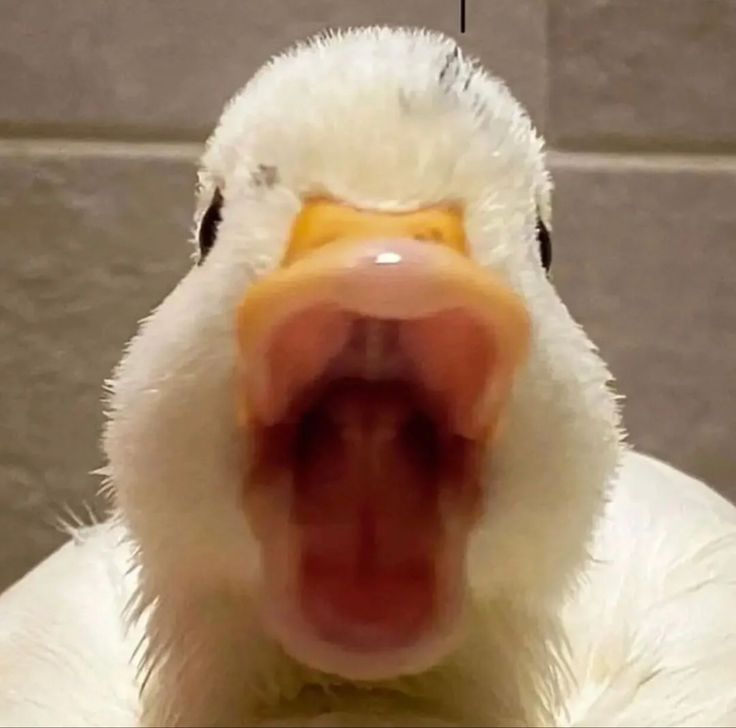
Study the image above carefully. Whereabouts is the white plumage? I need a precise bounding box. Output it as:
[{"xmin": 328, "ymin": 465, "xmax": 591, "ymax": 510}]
[{"xmin": 1, "ymin": 27, "xmax": 734, "ymax": 727}]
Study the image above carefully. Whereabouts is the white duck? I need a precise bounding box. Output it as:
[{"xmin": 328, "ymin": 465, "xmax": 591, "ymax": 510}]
[{"xmin": 1, "ymin": 27, "xmax": 735, "ymax": 728}]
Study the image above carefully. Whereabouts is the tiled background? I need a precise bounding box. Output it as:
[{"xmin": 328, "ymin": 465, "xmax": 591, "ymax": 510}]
[{"xmin": 1, "ymin": 0, "xmax": 734, "ymax": 591}]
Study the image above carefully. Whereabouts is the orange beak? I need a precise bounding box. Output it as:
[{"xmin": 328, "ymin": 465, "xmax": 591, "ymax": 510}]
[
  {"xmin": 236, "ymin": 198, "xmax": 530, "ymax": 438},
  {"xmin": 233, "ymin": 198, "xmax": 530, "ymax": 679}
]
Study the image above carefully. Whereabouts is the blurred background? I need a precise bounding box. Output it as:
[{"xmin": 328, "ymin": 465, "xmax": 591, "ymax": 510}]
[{"xmin": 0, "ymin": 0, "xmax": 734, "ymax": 591}]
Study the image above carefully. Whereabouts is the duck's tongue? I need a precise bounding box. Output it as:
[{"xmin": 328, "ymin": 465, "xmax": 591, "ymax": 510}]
[{"xmin": 293, "ymin": 379, "xmax": 443, "ymax": 651}]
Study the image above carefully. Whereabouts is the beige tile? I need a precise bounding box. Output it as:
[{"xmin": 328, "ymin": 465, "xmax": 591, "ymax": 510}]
[
  {"xmin": 549, "ymin": 152, "xmax": 736, "ymax": 499},
  {"xmin": 0, "ymin": 0, "xmax": 547, "ymax": 140},
  {"xmin": 548, "ymin": 0, "xmax": 736, "ymax": 151},
  {"xmin": 0, "ymin": 143, "xmax": 197, "ymax": 588}
]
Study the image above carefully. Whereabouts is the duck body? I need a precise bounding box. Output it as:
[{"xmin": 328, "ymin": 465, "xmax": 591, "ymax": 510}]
[{"xmin": 1, "ymin": 450, "xmax": 734, "ymax": 727}]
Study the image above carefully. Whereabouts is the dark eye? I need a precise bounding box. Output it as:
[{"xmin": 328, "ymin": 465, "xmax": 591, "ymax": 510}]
[
  {"xmin": 536, "ymin": 217, "xmax": 552, "ymax": 272},
  {"xmin": 197, "ymin": 188, "xmax": 223, "ymax": 262}
]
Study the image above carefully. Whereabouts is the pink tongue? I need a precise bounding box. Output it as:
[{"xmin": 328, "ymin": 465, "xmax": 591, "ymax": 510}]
[{"xmin": 292, "ymin": 380, "xmax": 441, "ymax": 650}]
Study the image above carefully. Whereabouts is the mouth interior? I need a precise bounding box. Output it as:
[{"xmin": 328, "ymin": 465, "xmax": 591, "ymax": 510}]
[{"xmin": 248, "ymin": 308, "xmax": 490, "ymax": 652}]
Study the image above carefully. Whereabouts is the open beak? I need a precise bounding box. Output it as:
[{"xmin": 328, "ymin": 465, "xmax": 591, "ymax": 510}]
[{"xmin": 234, "ymin": 198, "xmax": 530, "ymax": 679}]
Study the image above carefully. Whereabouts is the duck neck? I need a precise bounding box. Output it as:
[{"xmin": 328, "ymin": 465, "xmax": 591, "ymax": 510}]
[{"xmin": 135, "ymin": 580, "xmax": 568, "ymax": 727}]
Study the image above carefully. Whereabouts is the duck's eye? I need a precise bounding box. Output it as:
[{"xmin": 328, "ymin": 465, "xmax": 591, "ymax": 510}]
[
  {"xmin": 536, "ymin": 217, "xmax": 552, "ymax": 273},
  {"xmin": 197, "ymin": 188, "xmax": 224, "ymax": 262}
]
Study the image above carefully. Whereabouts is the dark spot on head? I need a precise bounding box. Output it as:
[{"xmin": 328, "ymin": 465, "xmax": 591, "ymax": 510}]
[
  {"xmin": 438, "ymin": 45, "xmax": 478, "ymax": 106},
  {"xmin": 251, "ymin": 164, "xmax": 279, "ymax": 188},
  {"xmin": 438, "ymin": 45, "xmax": 461, "ymax": 86}
]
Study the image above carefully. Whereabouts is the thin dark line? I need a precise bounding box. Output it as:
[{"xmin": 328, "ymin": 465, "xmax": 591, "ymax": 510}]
[{"xmin": 460, "ymin": 0, "xmax": 466, "ymax": 33}]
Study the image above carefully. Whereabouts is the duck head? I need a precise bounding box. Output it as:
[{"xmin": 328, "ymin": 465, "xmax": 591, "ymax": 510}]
[{"xmin": 105, "ymin": 27, "xmax": 622, "ymax": 725}]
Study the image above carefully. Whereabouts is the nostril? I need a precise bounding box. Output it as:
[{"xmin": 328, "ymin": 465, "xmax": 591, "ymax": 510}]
[{"xmin": 412, "ymin": 228, "xmax": 443, "ymax": 243}]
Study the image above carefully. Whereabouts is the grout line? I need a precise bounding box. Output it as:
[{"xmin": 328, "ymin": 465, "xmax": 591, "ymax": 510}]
[
  {"xmin": 0, "ymin": 137, "xmax": 203, "ymax": 160},
  {"xmin": 1, "ymin": 138, "xmax": 736, "ymax": 174},
  {"xmin": 548, "ymin": 149, "xmax": 736, "ymax": 173},
  {"xmin": 0, "ymin": 121, "xmax": 209, "ymax": 145},
  {"xmin": 549, "ymin": 136, "xmax": 736, "ymax": 159}
]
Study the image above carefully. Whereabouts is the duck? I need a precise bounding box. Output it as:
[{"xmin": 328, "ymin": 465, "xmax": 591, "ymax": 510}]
[{"xmin": 1, "ymin": 26, "xmax": 735, "ymax": 728}]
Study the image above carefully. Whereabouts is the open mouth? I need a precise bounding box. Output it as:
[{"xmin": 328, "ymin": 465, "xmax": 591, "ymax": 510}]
[
  {"xmin": 251, "ymin": 310, "xmax": 487, "ymax": 650},
  {"xmin": 235, "ymin": 236, "xmax": 529, "ymax": 678}
]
